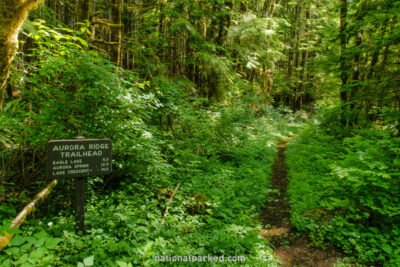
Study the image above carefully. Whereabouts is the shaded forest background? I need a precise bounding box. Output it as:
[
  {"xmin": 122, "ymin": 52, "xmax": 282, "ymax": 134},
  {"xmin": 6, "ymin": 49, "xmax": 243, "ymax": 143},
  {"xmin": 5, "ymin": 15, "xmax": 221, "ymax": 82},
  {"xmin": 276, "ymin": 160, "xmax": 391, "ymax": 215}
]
[{"xmin": 2, "ymin": 0, "xmax": 399, "ymax": 115}]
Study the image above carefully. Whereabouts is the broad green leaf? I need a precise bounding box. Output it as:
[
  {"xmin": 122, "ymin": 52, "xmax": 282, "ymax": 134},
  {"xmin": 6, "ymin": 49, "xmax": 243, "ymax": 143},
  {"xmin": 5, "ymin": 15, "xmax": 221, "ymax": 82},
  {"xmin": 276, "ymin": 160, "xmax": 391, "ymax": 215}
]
[{"xmin": 83, "ymin": 255, "xmax": 94, "ymax": 266}]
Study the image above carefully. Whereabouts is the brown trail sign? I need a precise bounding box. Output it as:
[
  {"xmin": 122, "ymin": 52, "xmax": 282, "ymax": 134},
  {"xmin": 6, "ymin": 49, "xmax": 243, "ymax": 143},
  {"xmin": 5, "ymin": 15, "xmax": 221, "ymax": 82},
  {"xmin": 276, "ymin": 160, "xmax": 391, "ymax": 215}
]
[
  {"xmin": 47, "ymin": 138, "xmax": 112, "ymax": 179},
  {"xmin": 47, "ymin": 137, "xmax": 112, "ymax": 234}
]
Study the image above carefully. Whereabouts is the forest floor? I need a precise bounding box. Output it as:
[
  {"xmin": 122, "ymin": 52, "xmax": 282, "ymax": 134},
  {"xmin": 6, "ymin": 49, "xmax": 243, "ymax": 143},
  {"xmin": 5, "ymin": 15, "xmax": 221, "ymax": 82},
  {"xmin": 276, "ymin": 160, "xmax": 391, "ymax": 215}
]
[{"xmin": 259, "ymin": 137, "xmax": 343, "ymax": 266}]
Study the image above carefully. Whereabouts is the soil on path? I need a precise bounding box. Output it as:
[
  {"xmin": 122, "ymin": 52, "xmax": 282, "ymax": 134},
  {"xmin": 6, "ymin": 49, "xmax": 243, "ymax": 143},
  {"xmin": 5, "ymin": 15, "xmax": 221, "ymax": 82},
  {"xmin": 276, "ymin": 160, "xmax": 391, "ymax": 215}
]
[{"xmin": 259, "ymin": 137, "xmax": 343, "ymax": 267}]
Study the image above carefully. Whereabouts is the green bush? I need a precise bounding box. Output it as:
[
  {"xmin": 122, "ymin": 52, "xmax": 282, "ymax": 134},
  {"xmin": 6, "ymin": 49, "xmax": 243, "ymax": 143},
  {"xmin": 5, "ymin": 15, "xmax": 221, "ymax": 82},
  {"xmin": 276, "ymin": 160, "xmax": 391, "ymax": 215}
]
[
  {"xmin": 0, "ymin": 22, "xmax": 170, "ymax": 189},
  {"xmin": 0, "ymin": 21, "xmax": 303, "ymax": 267},
  {"xmin": 286, "ymin": 120, "xmax": 400, "ymax": 265},
  {"xmin": 1, "ymin": 96, "xmax": 299, "ymax": 265}
]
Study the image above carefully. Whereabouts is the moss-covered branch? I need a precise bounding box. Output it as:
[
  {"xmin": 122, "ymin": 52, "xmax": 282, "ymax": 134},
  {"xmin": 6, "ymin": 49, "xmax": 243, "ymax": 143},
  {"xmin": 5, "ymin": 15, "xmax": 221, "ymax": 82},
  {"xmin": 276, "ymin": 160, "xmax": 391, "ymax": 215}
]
[{"xmin": 0, "ymin": 180, "xmax": 57, "ymax": 251}]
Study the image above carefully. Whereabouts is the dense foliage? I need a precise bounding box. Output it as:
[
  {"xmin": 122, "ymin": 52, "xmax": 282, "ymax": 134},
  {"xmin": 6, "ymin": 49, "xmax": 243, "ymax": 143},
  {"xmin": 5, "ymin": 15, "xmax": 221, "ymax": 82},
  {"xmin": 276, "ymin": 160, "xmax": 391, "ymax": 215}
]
[
  {"xmin": 1, "ymin": 106, "xmax": 302, "ymax": 266},
  {"xmin": 0, "ymin": 0, "xmax": 399, "ymax": 266},
  {"xmin": 1, "ymin": 104, "xmax": 299, "ymax": 266},
  {"xmin": 287, "ymin": 116, "xmax": 400, "ymax": 265},
  {"xmin": 0, "ymin": 22, "xmax": 302, "ymax": 266}
]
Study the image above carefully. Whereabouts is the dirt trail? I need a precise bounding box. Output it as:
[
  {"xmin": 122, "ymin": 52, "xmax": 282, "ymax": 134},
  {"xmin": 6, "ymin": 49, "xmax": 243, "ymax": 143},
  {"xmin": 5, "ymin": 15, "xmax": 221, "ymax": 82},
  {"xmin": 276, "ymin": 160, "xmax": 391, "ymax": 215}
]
[{"xmin": 259, "ymin": 137, "xmax": 343, "ymax": 267}]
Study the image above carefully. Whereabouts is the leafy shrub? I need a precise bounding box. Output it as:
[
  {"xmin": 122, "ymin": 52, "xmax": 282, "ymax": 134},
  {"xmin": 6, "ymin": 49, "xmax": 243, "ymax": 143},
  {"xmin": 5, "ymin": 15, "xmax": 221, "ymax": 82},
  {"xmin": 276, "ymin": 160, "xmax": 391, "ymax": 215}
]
[
  {"xmin": 0, "ymin": 20, "xmax": 303, "ymax": 267},
  {"xmin": 0, "ymin": 22, "xmax": 170, "ymax": 189},
  {"xmin": 286, "ymin": 121, "xmax": 400, "ymax": 265},
  {"xmin": 1, "ymin": 96, "xmax": 299, "ymax": 265}
]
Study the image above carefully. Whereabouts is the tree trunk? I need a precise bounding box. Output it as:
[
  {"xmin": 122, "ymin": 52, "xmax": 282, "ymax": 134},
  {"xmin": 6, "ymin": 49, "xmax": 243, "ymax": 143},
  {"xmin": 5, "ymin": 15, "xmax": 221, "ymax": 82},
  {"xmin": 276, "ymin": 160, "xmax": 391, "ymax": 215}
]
[
  {"xmin": 79, "ymin": 0, "xmax": 91, "ymax": 22},
  {"xmin": 0, "ymin": 0, "xmax": 43, "ymax": 111},
  {"xmin": 339, "ymin": 0, "xmax": 348, "ymax": 124},
  {"xmin": 240, "ymin": 1, "xmax": 247, "ymax": 13},
  {"xmin": 351, "ymin": 31, "xmax": 362, "ymax": 101},
  {"xmin": 111, "ymin": 0, "xmax": 122, "ymax": 66},
  {"xmin": 270, "ymin": 0, "xmax": 279, "ymax": 17},
  {"xmin": 157, "ymin": 1, "xmax": 165, "ymax": 60},
  {"xmin": 297, "ymin": 8, "xmax": 311, "ymax": 111},
  {"xmin": 216, "ymin": 0, "xmax": 232, "ymax": 47},
  {"xmin": 349, "ymin": 0, "xmax": 366, "ymax": 124}
]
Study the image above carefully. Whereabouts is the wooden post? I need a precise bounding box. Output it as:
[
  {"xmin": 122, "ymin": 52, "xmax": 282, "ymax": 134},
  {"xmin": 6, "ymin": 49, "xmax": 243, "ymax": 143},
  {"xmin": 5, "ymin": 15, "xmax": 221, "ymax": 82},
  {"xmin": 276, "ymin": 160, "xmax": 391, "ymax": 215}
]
[
  {"xmin": 75, "ymin": 177, "xmax": 86, "ymax": 234},
  {"xmin": 75, "ymin": 136, "xmax": 86, "ymax": 234}
]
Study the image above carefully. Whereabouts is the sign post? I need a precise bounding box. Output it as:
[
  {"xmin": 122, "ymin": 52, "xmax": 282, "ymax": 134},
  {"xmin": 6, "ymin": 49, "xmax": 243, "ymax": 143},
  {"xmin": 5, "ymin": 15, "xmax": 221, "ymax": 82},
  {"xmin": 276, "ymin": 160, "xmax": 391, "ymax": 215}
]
[
  {"xmin": 75, "ymin": 176, "xmax": 86, "ymax": 233},
  {"xmin": 47, "ymin": 137, "xmax": 112, "ymax": 234}
]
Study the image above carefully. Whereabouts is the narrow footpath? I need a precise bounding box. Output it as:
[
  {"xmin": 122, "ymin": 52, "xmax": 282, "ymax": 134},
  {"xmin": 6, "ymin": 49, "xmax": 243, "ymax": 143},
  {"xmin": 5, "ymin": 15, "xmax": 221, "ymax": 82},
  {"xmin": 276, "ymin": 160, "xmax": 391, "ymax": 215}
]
[{"xmin": 259, "ymin": 138, "xmax": 342, "ymax": 267}]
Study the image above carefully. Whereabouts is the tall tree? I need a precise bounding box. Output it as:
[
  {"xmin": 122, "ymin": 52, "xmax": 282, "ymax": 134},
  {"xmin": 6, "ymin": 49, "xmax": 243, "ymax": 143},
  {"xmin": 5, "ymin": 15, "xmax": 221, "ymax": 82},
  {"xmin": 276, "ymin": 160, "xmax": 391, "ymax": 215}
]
[
  {"xmin": 0, "ymin": 0, "xmax": 42, "ymax": 111},
  {"xmin": 111, "ymin": 0, "xmax": 123, "ymax": 66},
  {"xmin": 339, "ymin": 0, "xmax": 349, "ymax": 124},
  {"xmin": 79, "ymin": 0, "xmax": 91, "ymax": 22}
]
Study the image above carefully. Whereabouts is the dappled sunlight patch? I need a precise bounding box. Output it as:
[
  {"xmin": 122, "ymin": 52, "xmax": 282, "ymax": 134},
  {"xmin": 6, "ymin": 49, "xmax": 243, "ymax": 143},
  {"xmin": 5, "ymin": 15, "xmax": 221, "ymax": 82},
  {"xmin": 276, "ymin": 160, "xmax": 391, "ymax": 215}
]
[{"xmin": 259, "ymin": 227, "xmax": 290, "ymax": 238}]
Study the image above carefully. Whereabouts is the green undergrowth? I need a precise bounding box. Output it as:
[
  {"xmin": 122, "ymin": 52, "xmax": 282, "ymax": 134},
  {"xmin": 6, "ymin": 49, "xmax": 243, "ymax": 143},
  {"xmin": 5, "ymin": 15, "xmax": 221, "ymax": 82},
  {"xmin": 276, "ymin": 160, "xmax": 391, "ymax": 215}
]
[
  {"xmin": 1, "ymin": 103, "xmax": 300, "ymax": 266},
  {"xmin": 0, "ymin": 22, "xmax": 308, "ymax": 266},
  {"xmin": 286, "ymin": 118, "xmax": 400, "ymax": 265}
]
